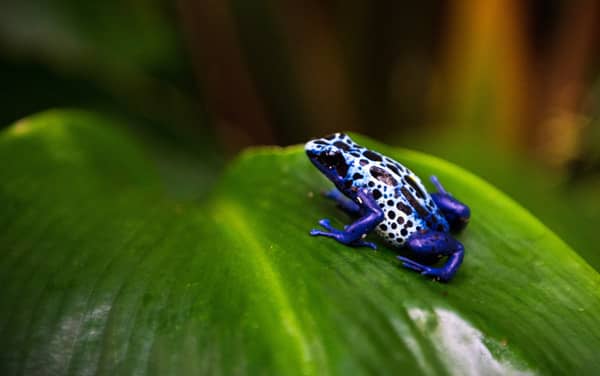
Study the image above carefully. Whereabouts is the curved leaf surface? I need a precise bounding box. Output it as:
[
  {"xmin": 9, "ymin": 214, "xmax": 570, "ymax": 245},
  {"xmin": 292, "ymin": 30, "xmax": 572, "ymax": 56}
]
[{"xmin": 1, "ymin": 111, "xmax": 599, "ymax": 375}]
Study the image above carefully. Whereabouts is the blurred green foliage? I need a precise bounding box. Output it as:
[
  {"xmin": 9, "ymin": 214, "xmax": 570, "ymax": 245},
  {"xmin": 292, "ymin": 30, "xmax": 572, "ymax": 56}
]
[{"xmin": 0, "ymin": 0, "xmax": 204, "ymax": 141}]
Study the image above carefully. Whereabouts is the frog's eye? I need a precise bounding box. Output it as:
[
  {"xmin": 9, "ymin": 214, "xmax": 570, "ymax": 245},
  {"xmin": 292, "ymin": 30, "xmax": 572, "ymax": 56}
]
[{"xmin": 316, "ymin": 151, "xmax": 349, "ymax": 177}]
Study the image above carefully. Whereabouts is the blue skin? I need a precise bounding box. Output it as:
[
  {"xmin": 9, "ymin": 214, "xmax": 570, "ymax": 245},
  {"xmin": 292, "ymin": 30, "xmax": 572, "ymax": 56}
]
[{"xmin": 306, "ymin": 133, "xmax": 471, "ymax": 282}]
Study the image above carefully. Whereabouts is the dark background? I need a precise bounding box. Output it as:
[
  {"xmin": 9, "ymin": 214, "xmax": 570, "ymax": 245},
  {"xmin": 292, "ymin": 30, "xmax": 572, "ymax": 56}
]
[{"xmin": 1, "ymin": 0, "xmax": 599, "ymax": 261}]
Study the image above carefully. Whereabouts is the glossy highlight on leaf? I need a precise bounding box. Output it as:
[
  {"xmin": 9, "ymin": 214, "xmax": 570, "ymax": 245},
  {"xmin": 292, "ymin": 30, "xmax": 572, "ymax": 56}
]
[{"xmin": 1, "ymin": 110, "xmax": 600, "ymax": 375}]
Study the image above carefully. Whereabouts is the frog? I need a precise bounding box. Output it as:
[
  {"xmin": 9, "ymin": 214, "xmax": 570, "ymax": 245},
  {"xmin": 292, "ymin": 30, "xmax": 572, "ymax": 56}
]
[{"xmin": 305, "ymin": 133, "xmax": 471, "ymax": 282}]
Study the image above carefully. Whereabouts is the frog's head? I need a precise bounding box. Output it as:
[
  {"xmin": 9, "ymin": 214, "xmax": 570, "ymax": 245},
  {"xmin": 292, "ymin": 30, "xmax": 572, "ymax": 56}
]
[{"xmin": 305, "ymin": 133, "xmax": 354, "ymax": 184}]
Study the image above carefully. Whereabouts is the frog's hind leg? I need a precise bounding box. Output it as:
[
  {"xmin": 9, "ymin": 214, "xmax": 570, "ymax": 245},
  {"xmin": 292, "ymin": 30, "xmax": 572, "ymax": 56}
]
[
  {"xmin": 397, "ymin": 230, "xmax": 464, "ymax": 282},
  {"xmin": 324, "ymin": 189, "xmax": 361, "ymax": 215},
  {"xmin": 311, "ymin": 189, "xmax": 383, "ymax": 249},
  {"xmin": 430, "ymin": 175, "xmax": 471, "ymax": 232}
]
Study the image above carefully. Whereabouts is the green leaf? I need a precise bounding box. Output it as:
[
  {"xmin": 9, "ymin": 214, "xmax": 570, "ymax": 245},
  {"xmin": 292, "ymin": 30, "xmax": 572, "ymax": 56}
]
[{"xmin": 1, "ymin": 110, "xmax": 600, "ymax": 375}]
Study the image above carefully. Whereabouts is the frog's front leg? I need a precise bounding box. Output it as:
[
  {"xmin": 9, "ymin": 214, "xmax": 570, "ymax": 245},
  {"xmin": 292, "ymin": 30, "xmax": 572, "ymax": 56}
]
[
  {"xmin": 430, "ymin": 176, "xmax": 471, "ymax": 232},
  {"xmin": 324, "ymin": 189, "xmax": 361, "ymax": 215},
  {"xmin": 310, "ymin": 189, "xmax": 383, "ymax": 249},
  {"xmin": 397, "ymin": 231, "xmax": 464, "ymax": 282}
]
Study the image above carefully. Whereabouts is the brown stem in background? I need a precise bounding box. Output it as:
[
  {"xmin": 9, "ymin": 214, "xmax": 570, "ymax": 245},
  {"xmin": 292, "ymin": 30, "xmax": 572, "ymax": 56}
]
[
  {"xmin": 176, "ymin": 0, "xmax": 275, "ymax": 153},
  {"xmin": 272, "ymin": 0, "xmax": 359, "ymax": 137},
  {"xmin": 532, "ymin": 0, "xmax": 599, "ymax": 167},
  {"xmin": 440, "ymin": 0, "xmax": 532, "ymax": 149}
]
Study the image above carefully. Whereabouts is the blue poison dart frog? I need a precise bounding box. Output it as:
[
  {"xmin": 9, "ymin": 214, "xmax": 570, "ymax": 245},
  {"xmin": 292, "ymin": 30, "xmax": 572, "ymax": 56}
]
[{"xmin": 306, "ymin": 133, "xmax": 470, "ymax": 282}]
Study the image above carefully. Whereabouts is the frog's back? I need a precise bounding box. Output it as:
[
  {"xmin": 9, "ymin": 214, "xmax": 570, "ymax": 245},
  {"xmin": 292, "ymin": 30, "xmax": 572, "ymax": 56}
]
[{"xmin": 341, "ymin": 139, "xmax": 449, "ymax": 246}]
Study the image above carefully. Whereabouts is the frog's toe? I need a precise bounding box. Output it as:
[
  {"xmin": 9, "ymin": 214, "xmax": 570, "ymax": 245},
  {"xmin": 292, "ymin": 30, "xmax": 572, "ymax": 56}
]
[
  {"xmin": 397, "ymin": 256, "xmax": 431, "ymax": 273},
  {"xmin": 405, "ymin": 263, "xmax": 455, "ymax": 282},
  {"xmin": 318, "ymin": 218, "xmax": 331, "ymax": 226},
  {"xmin": 310, "ymin": 229, "xmax": 329, "ymax": 236},
  {"xmin": 430, "ymin": 175, "xmax": 447, "ymax": 194},
  {"xmin": 420, "ymin": 269, "xmax": 453, "ymax": 283},
  {"xmin": 310, "ymin": 227, "xmax": 342, "ymax": 239},
  {"xmin": 318, "ymin": 218, "xmax": 337, "ymax": 231},
  {"xmin": 362, "ymin": 241, "xmax": 377, "ymax": 250},
  {"xmin": 352, "ymin": 240, "xmax": 377, "ymax": 249}
]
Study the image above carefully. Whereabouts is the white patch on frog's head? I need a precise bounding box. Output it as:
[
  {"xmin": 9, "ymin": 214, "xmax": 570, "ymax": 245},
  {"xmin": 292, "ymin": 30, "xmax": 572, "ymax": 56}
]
[
  {"xmin": 408, "ymin": 308, "xmax": 534, "ymax": 376},
  {"xmin": 304, "ymin": 133, "xmax": 354, "ymax": 154}
]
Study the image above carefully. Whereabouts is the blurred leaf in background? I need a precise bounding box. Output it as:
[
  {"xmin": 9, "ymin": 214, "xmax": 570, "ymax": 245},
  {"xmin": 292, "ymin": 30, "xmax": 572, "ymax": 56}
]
[
  {"xmin": 0, "ymin": 0, "xmax": 204, "ymax": 138},
  {"xmin": 0, "ymin": 0, "xmax": 224, "ymax": 197}
]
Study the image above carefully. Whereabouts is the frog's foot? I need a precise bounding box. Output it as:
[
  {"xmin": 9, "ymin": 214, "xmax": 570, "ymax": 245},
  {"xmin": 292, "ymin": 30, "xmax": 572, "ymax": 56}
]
[
  {"xmin": 315, "ymin": 218, "xmax": 336, "ymax": 231},
  {"xmin": 323, "ymin": 189, "xmax": 361, "ymax": 215},
  {"xmin": 398, "ymin": 257, "xmax": 454, "ymax": 282},
  {"xmin": 397, "ymin": 230, "xmax": 465, "ymax": 282},
  {"xmin": 309, "ymin": 189, "xmax": 383, "ymax": 250},
  {"xmin": 310, "ymin": 219, "xmax": 377, "ymax": 249}
]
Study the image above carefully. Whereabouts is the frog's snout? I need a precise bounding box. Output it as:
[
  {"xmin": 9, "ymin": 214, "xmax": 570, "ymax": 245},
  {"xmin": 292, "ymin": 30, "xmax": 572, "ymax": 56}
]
[
  {"xmin": 305, "ymin": 139, "xmax": 316, "ymax": 152},
  {"xmin": 305, "ymin": 148, "xmax": 318, "ymax": 161},
  {"xmin": 305, "ymin": 139, "xmax": 328, "ymax": 158}
]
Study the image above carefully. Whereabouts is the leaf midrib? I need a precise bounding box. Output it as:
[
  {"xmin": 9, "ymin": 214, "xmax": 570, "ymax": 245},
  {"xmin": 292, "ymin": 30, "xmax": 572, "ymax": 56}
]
[{"xmin": 213, "ymin": 198, "xmax": 326, "ymax": 375}]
